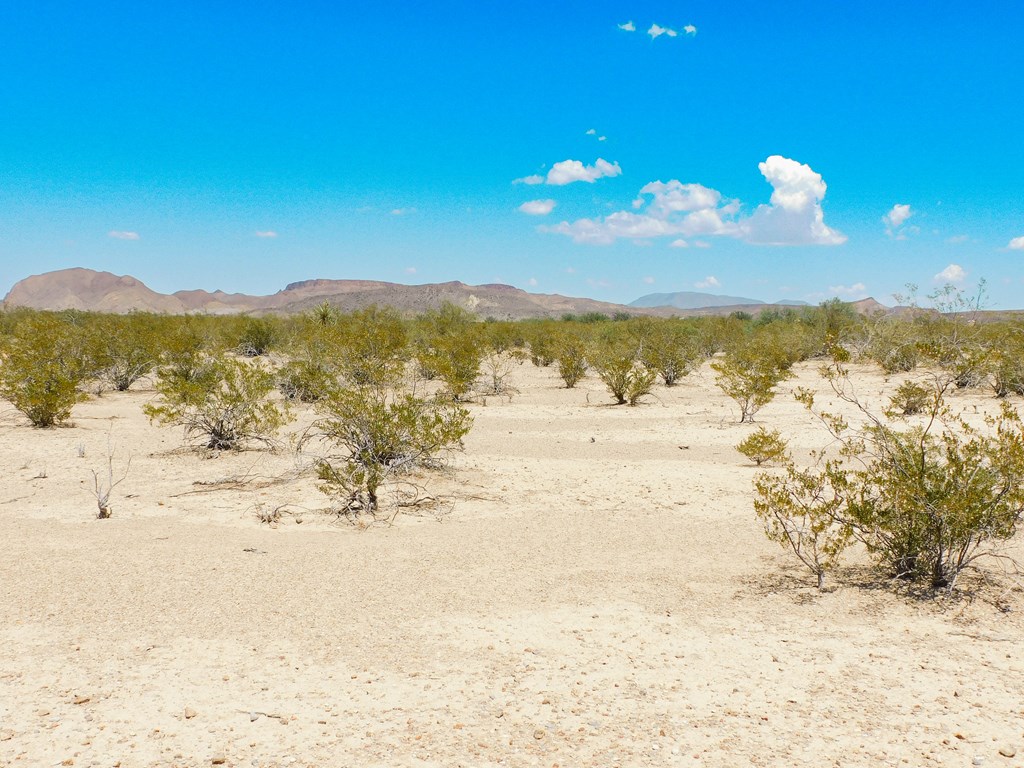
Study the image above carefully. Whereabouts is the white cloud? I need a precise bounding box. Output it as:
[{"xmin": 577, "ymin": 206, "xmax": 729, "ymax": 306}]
[
  {"xmin": 404, "ymin": 266, "xmax": 417, "ymax": 274},
  {"xmin": 542, "ymin": 156, "xmax": 842, "ymax": 248},
  {"xmin": 670, "ymin": 239, "xmax": 689, "ymax": 248},
  {"xmin": 618, "ymin": 21, "xmax": 636, "ymax": 31},
  {"xmin": 1008, "ymin": 236, "xmax": 1024, "ymax": 250},
  {"xmin": 598, "ymin": 135, "xmax": 606, "ymax": 141},
  {"xmin": 883, "ymin": 203, "xmax": 913, "ymax": 238},
  {"xmin": 585, "ymin": 128, "xmax": 596, "ymax": 135},
  {"xmin": 546, "ymin": 158, "xmax": 622, "ymax": 185},
  {"xmin": 108, "ymin": 230, "xmax": 139, "ymax": 240},
  {"xmin": 513, "ymin": 174, "xmax": 545, "ymax": 185},
  {"xmin": 740, "ymin": 156, "xmax": 846, "ymax": 245},
  {"xmin": 518, "ymin": 199, "xmax": 556, "ymax": 216},
  {"xmin": 255, "ymin": 230, "xmax": 277, "ymax": 238},
  {"xmin": 648, "ymin": 23, "xmax": 674, "ymax": 39},
  {"xmin": 390, "ymin": 207, "xmax": 416, "ymax": 216},
  {"xmin": 643, "ymin": 276, "xmax": 655, "ymax": 284},
  {"xmin": 684, "ymin": 25, "xmax": 697, "ymax": 35},
  {"xmin": 527, "ymin": 277, "xmax": 538, "ymax": 287},
  {"xmin": 946, "ymin": 234, "xmax": 969, "ymax": 244},
  {"xmin": 693, "ymin": 240, "xmax": 711, "ymax": 248},
  {"xmin": 828, "ymin": 282, "xmax": 867, "ymax": 296},
  {"xmin": 695, "ymin": 276, "xmax": 720, "ymax": 289},
  {"xmin": 934, "ymin": 264, "xmax": 966, "ymax": 284}
]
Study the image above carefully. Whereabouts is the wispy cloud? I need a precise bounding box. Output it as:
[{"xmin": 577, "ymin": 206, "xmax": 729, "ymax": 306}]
[
  {"xmin": 527, "ymin": 277, "xmax": 538, "ymax": 287},
  {"xmin": 695, "ymin": 276, "xmax": 720, "ymax": 289},
  {"xmin": 648, "ymin": 24, "xmax": 677, "ymax": 39},
  {"xmin": 585, "ymin": 128, "xmax": 607, "ymax": 141},
  {"xmin": 828, "ymin": 282, "xmax": 867, "ymax": 296},
  {"xmin": 255, "ymin": 230, "xmax": 278, "ymax": 238},
  {"xmin": 618, "ymin": 21, "xmax": 636, "ymax": 32},
  {"xmin": 883, "ymin": 203, "xmax": 914, "ymax": 238},
  {"xmin": 404, "ymin": 266, "xmax": 417, "ymax": 274},
  {"xmin": 946, "ymin": 234, "xmax": 969, "ymax": 244},
  {"xmin": 934, "ymin": 264, "xmax": 966, "ymax": 284},
  {"xmin": 518, "ymin": 199, "xmax": 556, "ymax": 216},
  {"xmin": 513, "ymin": 174, "xmax": 545, "ymax": 185},
  {"xmin": 542, "ymin": 156, "xmax": 844, "ymax": 247},
  {"xmin": 1007, "ymin": 236, "xmax": 1024, "ymax": 250},
  {"xmin": 391, "ymin": 207, "xmax": 416, "ymax": 216},
  {"xmin": 108, "ymin": 230, "xmax": 139, "ymax": 240},
  {"xmin": 643, "ymin": 276, "xmax": 655, "ymax": 284}
]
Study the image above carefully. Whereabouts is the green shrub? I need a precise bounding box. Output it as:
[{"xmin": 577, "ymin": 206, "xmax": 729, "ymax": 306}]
[
  {"xmin": 145, "ymin": 357, "xmax": 290, "ymax": 450},
  {"xmin": 639, "ymin": 322, "xmax": 703, "ymax": 386},
  {"xmin": 737, "ymin": 427, "xmax": 789, "ymax": 466},
  {"xmin": 887, "ymin": 381, "xmax": 933, "ymax": 416},
  {"xmin": 555, "ymin": 334, "xmax": 589, "ymax": 388},
  {"xmin": 237, "ymin": 317, "xmax": 278, "ymax": 357},
  {"xmin": 86, "ymin": 313, "xmax": 161, "ymax": 392},
  {"xmin": 711, "ymin": 342, "xmax": 792, "ymax": 423},
  {"xmin": 310, "ymin": 388, "xmax": 472, "ymax": 515},
  {"xmin": 0, "ymin": 314, "xmax": 89, "ymax": 427},
  {"xmin": 591, "ymin": 344, "xmax": 655, "ymax": 406}
]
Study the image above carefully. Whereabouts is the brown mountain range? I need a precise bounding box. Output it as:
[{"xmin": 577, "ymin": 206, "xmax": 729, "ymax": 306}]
[{"xmin": 2, "ymin": 267, "xmax": 888, "ymax": 319}]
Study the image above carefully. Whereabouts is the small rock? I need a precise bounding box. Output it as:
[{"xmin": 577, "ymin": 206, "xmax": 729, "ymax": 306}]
[
  {"xmin": 533, "ymin": 729, "xmax": 545, "ymax": 740},
  {"xmin": 249, "ymin": 712, "xmax": 259, "ymax": 722},
  {"xmin": 0, "ymin": 729, "xmax": 13, "ymax": 741},
  {"xmin": 72, "ymin": 696, "xmax": 90, "ymax": 705},
  {"xmin": 184, "ymin": 707, "xmax": 198, "ymax": 720},
  {"xmin": 999, "ymin": 746, "xmax": 1017, "ymax": 758},
  {"xmin": 211, "ymin": 756, "xmax": 226, "ymax": 765}
]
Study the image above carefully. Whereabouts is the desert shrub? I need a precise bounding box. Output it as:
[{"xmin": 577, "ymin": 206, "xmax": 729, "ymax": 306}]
[
  {"xmin": 478, "ymin": 350, "xmax": 524, "ymax": 395},
  {"xmin": 237, "ymin": 317, "xmax": 278, "ymax": 357},
  {"xmin": 555, "ymin": 332, "xmax": 589, "ymax": 388},
  {"xmin": 85, "ymin": 313, "xmax": 162, "ymax": 392},
  {"xmin": 414, "ymin": 304, "xmax": 483, "ymax": 400},
  {"xmin": 639, "ymin": 321, "xmax": 703, "ymax": 386},
  {"xmin": 522, "ymin": 321, "xmax": 559, "ymax": 367},
  {"xmin": 145, "ymin": 356, "xmax": 291, "ymax": 450},
  {"xmin": 590, "ymin": 343, "xmax": 655, "ymax": 406},
  {"xmin": 277, "ymin": 359, "xmax": 336, "ymax": 402},
  {"xmin": 309, "ymin": 387, "xmax": 472, "ymax": 515},
  {"xmin": 888, "ymin": 381, "xmax": 933, "ymax": 416},
  {"xmin": 756, "ymin": 361, "xmax": 1024, "ymax": 592},
  {"xmin": 737, "ymin": 427, "xmax": 789, "ymax": 466},
  {"xmin": 711, "ymin": 341, "xmax": 793, "ymax": 423},
  {"xmin": 0, "ymin": 313, "xmax": 90, "ymax": 427},
  {"xmin": 336, "ymin": 306, "xmax": 410, "ymax": 389}
]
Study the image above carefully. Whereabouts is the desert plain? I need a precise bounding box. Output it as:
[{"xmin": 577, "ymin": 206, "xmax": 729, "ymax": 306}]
[{"xmin": 1, "ymin": 360, "xmax": 1022, "ymax": 768}]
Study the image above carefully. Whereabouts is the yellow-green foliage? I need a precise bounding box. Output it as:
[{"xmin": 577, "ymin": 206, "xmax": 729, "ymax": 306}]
[
  {"xmin": 737, "ymin": 427, "xmax": 789, "ymax": 466},
  {"xmin": 0, "ymin": 313, "xmax": 90, "ymax": 427},
  {"xmin": 145, "ymin": 356, "xmax": 290, "ymax": 450},
  {"xmin": 711, "ymin": 338, "xmax": 793, "ymax": 423}
]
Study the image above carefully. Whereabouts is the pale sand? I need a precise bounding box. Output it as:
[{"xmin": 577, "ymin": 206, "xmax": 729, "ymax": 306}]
[{"xmin": 1, "ymin": 362, "xmax": 1022, "ymax": 767}]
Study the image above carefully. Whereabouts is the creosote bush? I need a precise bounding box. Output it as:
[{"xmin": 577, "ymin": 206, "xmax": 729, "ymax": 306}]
[
  {"xmin": 144, "ymin": 357, "xmax": 291, "ymax": 450},
  {"xmin": 754, "ymin": 355, "xmax": 1024, "ymax": 592},
  {"xmin": 591, "ymin": 343, "xmax": 655, "ymax": 406},
  {"xmin": 737, "ymin": 427, "xmax": 788, "ymax": 466},
  {"xmin": 0, "ymin": 313, "xmax": 89, "ymax": 427},
  {"xmin": 711, "ymin": 340, "xmax": 793, "ymax": 423}
]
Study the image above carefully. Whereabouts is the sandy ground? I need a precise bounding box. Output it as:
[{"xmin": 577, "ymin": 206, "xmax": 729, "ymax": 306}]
[{"xmin": 1, "ymin": 360, "xmax": 1022, "ymax": 768}]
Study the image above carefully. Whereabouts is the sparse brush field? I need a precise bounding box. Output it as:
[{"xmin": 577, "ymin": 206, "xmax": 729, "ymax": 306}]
[{"xmin": 1, "ymin": 303, "xmax": 1023, "ymax": 767}]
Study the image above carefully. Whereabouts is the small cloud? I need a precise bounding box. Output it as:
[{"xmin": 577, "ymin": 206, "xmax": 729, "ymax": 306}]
[
  {"xmin": 934, "ymin": 264, "xmax": 966, "ymax": 284},
  {"xmin": 618, "ymin": 21, "xmax": 636, "ymax": 31},
  {"xmin": 643, "ymin": 276, "xmax": 655, "ymax": 285},
  {"xmin": 254, "ymin": 230, "xmax": 277, "ymax": 238},
  {"xmin": 828, "ymin": 282, "xmax": 867, "ymax": 296},
  {"xmin": 695, "ymin": 276, "xmax": 720, "ymax": 289},
  {"xmin": 648, "ymin": 23, "xmax": 674, "ymax": 39},
  {"xmin": 683, "ymin": 24, "xmax": 697, "ymax": 35},
  {"xmin": 694, "ymin": 241, "xmax": 711, "ymax": 248},
  {"xmin": 598, "ymin": 135, "xmax": 606, "ymax": 141},
  {"xmin": 391, "ymin": 207, "xmax": 416, "ymax": 216},
  {"xmin": 946, "ymin": 234, "xmax": 969, "ymax": 244},
  {"xmin": 884, "ymin": 203, "xmax": 913, "ymax": 238},
  {"xmin": 513, "ymin": 174, "xmax": 545, "ymax": 185},
  {"xmin": 108, "ymin": 230, "xmax": 139, "ymax": 240},
  {"xmin": 1007, "ymin": 236, "xmax": 1024, "ymax": 250},
  {"xmin": 545, "ymin": 158, "xmax": 622, "ymax": 186},
  {"xmin": 585, "ymin": 128, "xmax": 596, "ymax": 135},
  {"xmin": 404, "ymin": 267, "xmax": 417, "ymax": 274},
  {"xmin": 527, "ymin": 277, "xmax": 538, "ymax": 287},
  {"xmin": 519, "ymin": 199, "xmax": 556, "ymax": 216},
  {"xmin": 670, "ymin": 239, "xmax": 689, "ymax": 248}
]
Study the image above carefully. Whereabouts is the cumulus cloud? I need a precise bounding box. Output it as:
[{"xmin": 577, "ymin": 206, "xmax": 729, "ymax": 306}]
[
  {"xmin": 618, "ymin": 21, "xmax": 636, "ymax": 31},
  {"xmin": 935, "ymin": 264, "xmax": 966, "ymax": 284},
  {"xmin": 527, "ymin": 277, "xmax": 538, "ymax": 287},
  {"xmin": 695, "ymin": 276, "xmax": 720, "ymax": 289},
  {"xmin": 648, "ymin": 24, "xmax": 677, "ymax": 39},
  {"xmin": 585, "ymin": 128, "xmax": 596, "ymax": 135},
  {"xmin": 404, "ymin": 267, "xmax": 417, "ymax": 274},
  {"xmin": 883, "ymin": 203, "xmax": 914, "ymax": 238},
  {"xmin": 828, "ymin": 282, "xmax": 867, "ymax": 296},
  {"xmin": 739, "ymin": 156, "xmax": 846, "ymax": 245},
  {"xmin": 542, "ymin": 155, "xmax": 842, "ymax": 247},
  {"xmin": 518, "ymin": 199, "xmax": 556, "ymax": 216},
  {"xmin": 255, "ymin": 230, "xmax": 277, "ymax": 238},
  {"xmin": 1008, "ymin": 236, "xmax": 1024, "ymax": 250},
  {"xmin": 546, "ymin": 158, "xmax": 622, "ymax": 185},
  {"xmin": 108, "ymin": 230, "xmax": 139, "ymax": 240},
  {"xmin": 684, "ymin": 24, "xmax": 697, "ymax": 35}
]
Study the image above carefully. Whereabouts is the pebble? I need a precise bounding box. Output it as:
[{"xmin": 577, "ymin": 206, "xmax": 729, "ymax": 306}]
[
  {"xmin": 0, "ymin": 729, "xmax": 13, "ymax": 741},
  {"xmin": 72, "ymin": 696, "xmax": 90, "ymax": 705},
  {"xmin": 211, "ymin": 756, "xmax": 226, "ymax": 765},
  {"xmin": 184, "ymin": 707, "xmax": 198, "ymax": 720},
  {"xmin": 533, "ymin": 729, "xmax": 545, "ymax": 740},
  {"xmin": 250, "ymin": 712, "xmax": 259, "ymax": 722},
  {"xmin": 998, "ymin": 746, "xmax": 1016, "ymax": 758}
]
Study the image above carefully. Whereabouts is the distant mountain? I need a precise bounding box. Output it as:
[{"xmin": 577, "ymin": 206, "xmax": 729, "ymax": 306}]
[
  {"xmin": 630, "ymin": 291, "xmax": 765, "ymax": 310},
  {"xmin": 2, "ymin": 268, "xmax": 668, "ymax": 320}
]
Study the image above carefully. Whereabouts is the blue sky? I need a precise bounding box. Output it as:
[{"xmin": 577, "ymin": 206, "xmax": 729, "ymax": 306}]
[{"xmin": 1, "ymin": 1, "xmax": 1023, "ymax": 307}]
